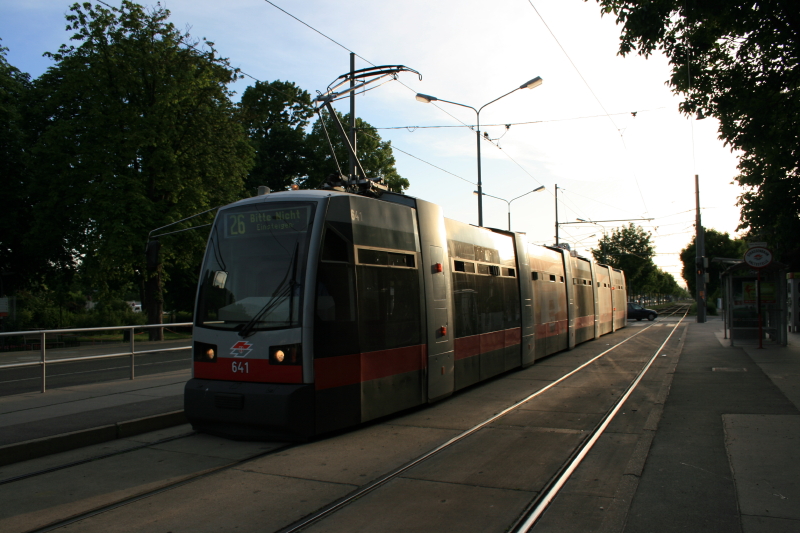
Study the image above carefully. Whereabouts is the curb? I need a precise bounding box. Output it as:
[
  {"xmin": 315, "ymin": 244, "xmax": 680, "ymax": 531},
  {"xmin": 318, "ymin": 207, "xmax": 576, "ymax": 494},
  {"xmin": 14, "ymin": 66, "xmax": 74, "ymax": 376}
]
[{"xmin": 0, "ymin": 410, "xmax": 187, "ymax": 467}]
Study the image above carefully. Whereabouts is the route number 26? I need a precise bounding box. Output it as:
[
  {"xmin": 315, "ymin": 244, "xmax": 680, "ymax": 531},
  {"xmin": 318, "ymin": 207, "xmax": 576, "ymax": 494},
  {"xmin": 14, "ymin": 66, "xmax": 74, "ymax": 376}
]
[
  {"xmin": 229, "ymin": 214, "xmax": 246, "ymax": 235},
  {"xmin": 232, "ymin": 361, "xmax": 249, "ymax": 373}
]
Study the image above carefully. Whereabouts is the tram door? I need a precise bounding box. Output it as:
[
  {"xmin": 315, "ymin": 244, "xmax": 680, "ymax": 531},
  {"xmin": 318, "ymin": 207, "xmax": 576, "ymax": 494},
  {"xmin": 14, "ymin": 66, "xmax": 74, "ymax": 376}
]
[
  {"xmin": 514, "ymin": 235, "xmax": 535, "ymax": 367},
  {"xmin": 416, "ymin": 199, "xmax": 455, "ymax": 402}
]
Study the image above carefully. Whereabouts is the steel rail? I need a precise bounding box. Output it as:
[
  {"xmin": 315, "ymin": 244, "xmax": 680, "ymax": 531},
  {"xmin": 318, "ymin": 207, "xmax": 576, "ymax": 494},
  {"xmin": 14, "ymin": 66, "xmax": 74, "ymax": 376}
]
[
  {"xmin": 18, "ymin": 314, "xmax": 689, "ymax": 532},
  {"xmin": 512, "ymin": 308, "xmax": 689, "ymax": 531},
  {"xmin": 275, "ymin": 322, "xmax": 663, "ymax": 533}
]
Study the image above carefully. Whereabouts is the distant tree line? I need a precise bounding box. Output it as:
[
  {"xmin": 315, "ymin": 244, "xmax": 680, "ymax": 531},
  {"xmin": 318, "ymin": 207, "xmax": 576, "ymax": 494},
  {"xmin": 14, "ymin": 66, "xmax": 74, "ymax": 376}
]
[
  {"xmin": 0, "ymin": 1, "xmax": 405, "ymax": 331},
  {"xmin": 591, "ymin": 224, "xmax": 688, "ymax": 302}
]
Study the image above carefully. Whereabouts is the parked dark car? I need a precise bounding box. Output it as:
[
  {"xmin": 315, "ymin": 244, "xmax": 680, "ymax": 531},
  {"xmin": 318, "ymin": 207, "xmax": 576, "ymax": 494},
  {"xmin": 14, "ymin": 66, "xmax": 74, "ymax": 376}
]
[{"xmin": 628, "ymin": 302, "xmax": 658, "ymax": 321}]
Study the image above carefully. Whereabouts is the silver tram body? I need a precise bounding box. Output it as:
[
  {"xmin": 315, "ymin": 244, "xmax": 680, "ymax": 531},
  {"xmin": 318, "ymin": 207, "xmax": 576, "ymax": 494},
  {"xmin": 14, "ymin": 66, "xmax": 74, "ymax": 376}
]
[{"xmin": 184, "ymin": 189, "xmax": 627, "ymax": 440}]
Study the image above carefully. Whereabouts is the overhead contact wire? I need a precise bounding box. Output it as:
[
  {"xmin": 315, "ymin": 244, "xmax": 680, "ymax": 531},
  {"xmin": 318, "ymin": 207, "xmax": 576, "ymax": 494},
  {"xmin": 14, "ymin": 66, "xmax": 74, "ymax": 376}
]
[
  {"xmin": 514, "ymin": 310, "xmax": 689, "ymax": 531},
  {"xmin": 525, "ymin": 0, "xmax": 651, "ymax": 217}
]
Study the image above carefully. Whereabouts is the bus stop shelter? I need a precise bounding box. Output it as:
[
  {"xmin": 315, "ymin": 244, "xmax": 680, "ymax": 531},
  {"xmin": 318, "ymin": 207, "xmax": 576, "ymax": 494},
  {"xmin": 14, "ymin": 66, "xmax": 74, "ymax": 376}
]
[{"xmin": 721, "ymin": 261, "xmax": 787, "ymax": 346}]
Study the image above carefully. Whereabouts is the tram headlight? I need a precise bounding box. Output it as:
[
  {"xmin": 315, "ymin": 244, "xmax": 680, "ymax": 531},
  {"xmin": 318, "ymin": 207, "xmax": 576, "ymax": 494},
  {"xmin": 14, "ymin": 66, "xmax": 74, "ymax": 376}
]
[
  {"xmin": 194, "ymin": 341, "xmax": 218, "ymax": 363},
  {"xmin": 270, "ymin": 344, "xmax": 302, "ymax": 365}
]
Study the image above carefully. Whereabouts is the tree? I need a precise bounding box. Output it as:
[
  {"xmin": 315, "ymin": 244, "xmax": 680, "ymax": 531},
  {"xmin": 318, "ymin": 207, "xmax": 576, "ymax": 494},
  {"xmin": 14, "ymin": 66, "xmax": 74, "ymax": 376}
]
[
  {"xmin": 239, "ymin": 80, "xmax": 314, "ymax": 194},
  {"xmin": 643, "ymin": 267, "xmax": 684, "ymax": 302},
  {"xmin": 0, "ymin": 40, "xmax": 34, "ymax": 297},
  {"xmin": 680, "ymin": 228, "xmax": 746, "ymax": 297},
  {"xmin": 589, "ymin": 0, "xmax": 800, "ymax": 268},
  {"xmin": 592, "ymin": 223, "xmax": 657, "ymax": 296},
  {"xmin": 27, "ymin": 1, "xmax": 254, "ymax": 337},
  {"xmin": 305, "ymin": 110, "xmax": 409, "ymax": 193}
]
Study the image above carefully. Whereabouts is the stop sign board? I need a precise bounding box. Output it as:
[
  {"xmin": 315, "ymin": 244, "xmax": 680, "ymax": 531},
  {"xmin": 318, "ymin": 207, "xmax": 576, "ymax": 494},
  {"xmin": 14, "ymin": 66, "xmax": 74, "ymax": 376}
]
[{"xmin": 743, "ymin": 247, "xmax": 773, "ymax": 269}]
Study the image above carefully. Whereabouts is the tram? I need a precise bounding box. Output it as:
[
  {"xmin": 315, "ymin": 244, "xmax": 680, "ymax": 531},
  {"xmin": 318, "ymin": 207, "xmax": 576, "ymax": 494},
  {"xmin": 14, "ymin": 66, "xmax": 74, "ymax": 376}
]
[{"xmin": 184, "ymin": 188, "xmax": 627, "ymax": 440}]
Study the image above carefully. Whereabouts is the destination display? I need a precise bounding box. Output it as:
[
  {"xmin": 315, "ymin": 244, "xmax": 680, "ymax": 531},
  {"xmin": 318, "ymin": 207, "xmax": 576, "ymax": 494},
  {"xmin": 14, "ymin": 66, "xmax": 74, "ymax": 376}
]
[{"xmin": 224, "ymin": 205, "xmax": 311, "ymax": 238}]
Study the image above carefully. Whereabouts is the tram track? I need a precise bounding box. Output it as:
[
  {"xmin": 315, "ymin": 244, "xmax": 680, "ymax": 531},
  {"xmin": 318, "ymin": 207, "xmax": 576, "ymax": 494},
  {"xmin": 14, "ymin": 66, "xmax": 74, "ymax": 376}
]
[
  {"xmin": 6, "ymin": 312, "xmax": 689, "ymax": 533},
  {"xmin": 277, "ymin": 309, "xmax": 690, "ymax": 533},
  {"xmin": 278, "ymin": 308, "xmax": 688, "ymax": 533},
  {"xmin": 512, "ymin": 306, "xmax": 689, "ymax": 531}
]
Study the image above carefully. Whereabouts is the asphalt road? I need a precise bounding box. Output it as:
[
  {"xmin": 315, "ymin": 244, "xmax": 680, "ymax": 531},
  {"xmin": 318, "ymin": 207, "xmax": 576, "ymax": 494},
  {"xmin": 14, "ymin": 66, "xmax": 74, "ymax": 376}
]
[{"xmin": 0, "ymin": 345, "xmax": 191, "ymax": 397}]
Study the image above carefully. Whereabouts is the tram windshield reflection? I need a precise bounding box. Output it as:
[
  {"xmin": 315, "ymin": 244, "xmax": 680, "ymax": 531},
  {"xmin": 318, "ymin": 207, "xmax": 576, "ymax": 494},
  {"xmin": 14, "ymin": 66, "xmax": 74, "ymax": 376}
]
[{"xmin": 196, "ymin": 202, "xmax": 316, "ymax": 332}]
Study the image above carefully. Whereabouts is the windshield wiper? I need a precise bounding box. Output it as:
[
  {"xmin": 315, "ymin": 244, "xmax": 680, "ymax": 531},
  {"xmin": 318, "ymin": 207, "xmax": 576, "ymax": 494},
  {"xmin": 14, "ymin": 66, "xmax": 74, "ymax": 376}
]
[{"xmin": 237, "ymin": 242, "xmax": 300, "ymax": 339}]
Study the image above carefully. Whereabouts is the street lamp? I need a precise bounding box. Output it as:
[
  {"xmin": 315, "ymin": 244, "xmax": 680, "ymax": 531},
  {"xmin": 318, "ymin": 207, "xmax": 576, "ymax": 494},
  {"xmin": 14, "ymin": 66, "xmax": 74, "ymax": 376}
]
[
  {"xmin": 473, "ymin": 186, "xmax": 545, "ymax": 230},
  {"xmin": 416, "ymin": 76, "xmax": 543, "ymax": 227},
  {"xmin": 555, "ymin": 184, "xmax": 562, "ymax": 245}
]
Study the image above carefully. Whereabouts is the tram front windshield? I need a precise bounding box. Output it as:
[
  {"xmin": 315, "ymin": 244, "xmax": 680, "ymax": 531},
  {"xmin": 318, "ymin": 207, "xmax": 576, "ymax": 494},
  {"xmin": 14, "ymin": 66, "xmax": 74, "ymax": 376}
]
[{"xmin": 196, "ymin": 202, "xmax": 316, "ymax": 332}]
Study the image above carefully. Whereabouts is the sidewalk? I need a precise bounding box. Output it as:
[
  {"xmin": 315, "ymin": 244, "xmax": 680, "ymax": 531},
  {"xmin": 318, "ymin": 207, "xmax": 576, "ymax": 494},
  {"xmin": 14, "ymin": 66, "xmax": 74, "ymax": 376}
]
[
  {"xmin": 625, "ymin": 319, "xmax": 800, "ymax": 533},
  {"xmin": 0, "ymin": 369, "xmax": 189, "ymax": 466}
]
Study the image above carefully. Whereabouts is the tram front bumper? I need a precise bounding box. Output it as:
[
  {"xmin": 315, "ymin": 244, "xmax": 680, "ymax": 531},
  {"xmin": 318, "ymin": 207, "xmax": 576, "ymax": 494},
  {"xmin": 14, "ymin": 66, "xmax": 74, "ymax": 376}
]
[{"xmin": 184, "ymin": 378, "xmax": 314, "ymax": 441}]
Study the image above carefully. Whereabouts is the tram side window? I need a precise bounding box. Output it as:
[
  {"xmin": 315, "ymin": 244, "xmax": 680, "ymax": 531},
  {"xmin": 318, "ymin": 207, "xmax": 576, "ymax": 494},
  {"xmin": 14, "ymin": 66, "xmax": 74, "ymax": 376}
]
[
  {"xmin": 473, "ymin": 274, "xmax": 505, "ymax": 333},
  {"xmin": 321, "ymin": 227, "xmax": 350, "ymax": 262},
  {"xmin": 358, "ymin": 248, "xmax": 387, "ymax": 265},
  {"xmin": 452, "ymin": 267, "xmax": 520, "ymax": 336},
  {"xmin": 454, "ymin": 260, "xmax": 475, "ymax": 273},
  {"xmin": 502, "ymin": 276, "xmax": 521, "ymax": 329},
  {"xmin": 357, "ymin": 265, "xmax": 422, "ymax": 352},
  {"xmin": 389, "ymin": 252, "xmax": 415, "ymax": 268},
  {"xmin": 314, "ymin": 224, "xmax": 360, "ymax": 357},
  {"xmin": 315, "ymin": 262, "xmax": 359, "ymax": 358},
  {"xmin": 452, "ymin": 272, "xmax": 478, "ymax": 337}
]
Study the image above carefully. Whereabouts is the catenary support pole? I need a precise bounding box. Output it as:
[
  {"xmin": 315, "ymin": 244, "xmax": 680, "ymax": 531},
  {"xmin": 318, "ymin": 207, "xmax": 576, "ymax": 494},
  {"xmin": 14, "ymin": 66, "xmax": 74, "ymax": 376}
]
[
  {"xmin": 555, "ymin": 184, "xmax": 559, "ymax": 245},
  {"xmin": 695, "ymin": 174, "xmax": 706, "ymax": 323},
  {"xmin": 349, "ymin": 53, "xmax": 356, "ymax": 180}
]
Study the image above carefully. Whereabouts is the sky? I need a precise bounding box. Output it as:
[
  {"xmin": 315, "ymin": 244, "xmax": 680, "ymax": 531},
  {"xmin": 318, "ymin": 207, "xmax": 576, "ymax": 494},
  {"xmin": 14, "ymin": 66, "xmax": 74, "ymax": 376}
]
[{"xmin": 0, "ymin": 0, "xmax": 745, "ymax": 288}]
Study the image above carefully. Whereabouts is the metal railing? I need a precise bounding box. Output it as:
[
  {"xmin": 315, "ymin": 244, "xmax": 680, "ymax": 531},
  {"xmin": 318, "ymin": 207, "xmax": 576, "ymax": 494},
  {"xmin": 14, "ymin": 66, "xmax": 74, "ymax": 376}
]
[{"xmin": 0, "ymin": 323, "xmax": 192, "ymax": 392}]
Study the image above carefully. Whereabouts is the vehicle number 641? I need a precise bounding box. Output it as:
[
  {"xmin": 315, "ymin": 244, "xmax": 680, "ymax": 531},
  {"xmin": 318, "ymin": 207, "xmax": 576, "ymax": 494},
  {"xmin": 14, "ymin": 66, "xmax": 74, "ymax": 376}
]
[{"xmin": 232, "ymin": 361, "xmax": 249, "ymax": 373}]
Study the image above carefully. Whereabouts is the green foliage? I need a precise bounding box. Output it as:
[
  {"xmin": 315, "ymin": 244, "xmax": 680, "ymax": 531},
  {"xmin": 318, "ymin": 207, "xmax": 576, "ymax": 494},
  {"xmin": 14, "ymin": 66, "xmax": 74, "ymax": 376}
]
[
  {"xmin": 239, "ymin": 80, "xmax": 314, "ymax": 194},
  {"xmin": 0, "ymin": 40, "xmax": 34, "ymax": 296},
  {"xmin": 26, "ymin": 1, "xmax": 254, "ymax": 301},
  {"xmin": 591, "ymin": 224, "xmax": 684, "ymax": 298},
  {"xmin": 679, "ymin": 228, "xmax": 746, "ymax": 297},
  {"xmin": 7, "ymin": 288, "xmax": 145, "ymax": 330},
  {"xmin": 2, "ymin": 2, "xmax": 412, "ymax": 330},
  {"xmin": 589, "ymin": 0, "xmax": 800, "ymax": 268},
  {"xmin": 305, "ymin": 110, "xmax": 409, "ymax": 193},
  {"xmin": 592, "ymin": 223, "xmax": 656, "ymax": 294}
]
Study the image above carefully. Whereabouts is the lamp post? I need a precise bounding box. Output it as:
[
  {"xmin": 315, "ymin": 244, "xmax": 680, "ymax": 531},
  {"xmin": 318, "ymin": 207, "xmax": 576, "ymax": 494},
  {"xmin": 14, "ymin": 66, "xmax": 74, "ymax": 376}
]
[
  {"xmin": 555, "ymin": 184, "xmax": 560, "ymax": 245},
  {"xmin": 474, "ymin": 186, "xmax": 545, "ymax": 230},
  {"xmin": 416, "ymin": 76, "xmax": 543, "ymax": 227}
]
